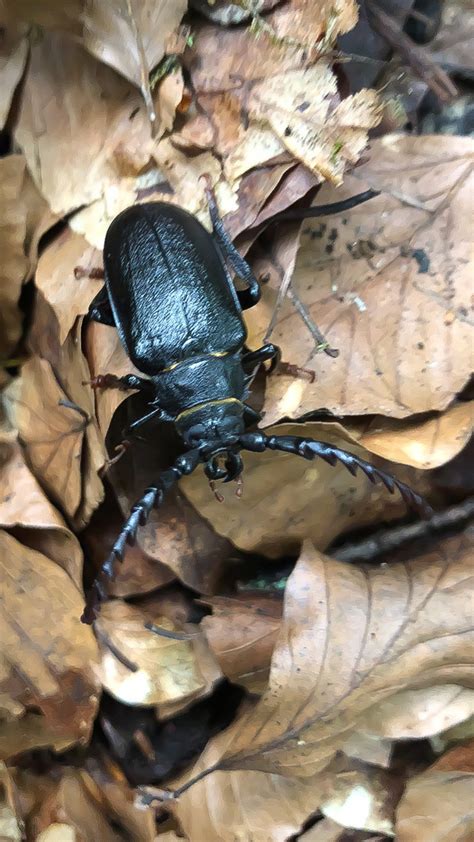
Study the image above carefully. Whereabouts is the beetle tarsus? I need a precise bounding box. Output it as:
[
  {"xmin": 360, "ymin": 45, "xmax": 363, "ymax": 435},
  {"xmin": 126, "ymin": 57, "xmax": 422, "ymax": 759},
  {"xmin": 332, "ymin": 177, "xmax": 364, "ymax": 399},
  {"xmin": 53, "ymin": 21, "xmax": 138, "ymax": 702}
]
[{"xmin": 276, "ymin": 361, "xmax": 316, "ymax": 383}]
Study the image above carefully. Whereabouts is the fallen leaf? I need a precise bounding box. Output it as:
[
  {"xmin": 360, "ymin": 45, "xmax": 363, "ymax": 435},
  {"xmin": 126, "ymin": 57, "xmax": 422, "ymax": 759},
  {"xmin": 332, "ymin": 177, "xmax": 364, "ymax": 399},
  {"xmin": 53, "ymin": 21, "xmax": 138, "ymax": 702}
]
[
  {"xmin": 77, "ymin": 0, "xmax": 187, "ymax": 126},
  {"xmin": 431, "ymin": 738, "xmax": 474, "ymax": 773},
  {"xmin": 427, "ymin": 0, "xmax": 474, "ymax": 74},
  {"xmin": 172, "ymin": 729, "xmax": 321, "ymax": 842},
  {"xmin": 0, "ymin": 26, "xmax": 28, "ymax": 129},
  {"xmin": 0, "ymin": 155, "xmax": 30, "ymax": 362},
  {"xmin": 319, "ymin": 768, "xmax": 398, "ymax": 835},
  {"xmin": 4, "ymin": 357, "xmax": 100, "ymax": 524},
  {"xmin": 395, "ymin": 768, "xmax": 474, "ymax": 841},
  {"xmin": 36, "ymin": 826, "xmax": 76, "ymax": 842},
  {"xmin": 358, "ymin": 685, "xmax": 474, "ymax": 740},
  {"xmin": 94, "ymin": 599, "xmax": 222, "ymax": 708},
  {"xmin": 246, "ymin": 135, "xmax": 474, "ymax": 420},
  {"xmin": 35, "ymin": 226, "xmax": 103, "ymax": 344},
  {"xmin": 0, "ymin": 531, "xmax": 99, "ymax": 759},
  {"xmin": 0, "ymin": 419, "xmax": 83, "ymax": 587},
  {"xmin": 201, "ymin": 594, "xmax": 282, "ymax": 694},
  {"xmin": 349, "ymin": 402, "xmax": 474, "ymax": 469},
  {"xmin": 181, "ymin": 421, "xmax": 431, "ymax": 557},
  {"xmin": 14, "ymin": 30, "xmax": 155, "ymax": 216},
  {"xmin": 0, "ymin": 762, "xmax": 22, "ymax": 842},
  {"xmin": 180, "ymin": 529, "xmax": 473, "ymax": 784},
  {"xmin": 30, "ymin": 769, "xmax": 122, "ymax": 842}
]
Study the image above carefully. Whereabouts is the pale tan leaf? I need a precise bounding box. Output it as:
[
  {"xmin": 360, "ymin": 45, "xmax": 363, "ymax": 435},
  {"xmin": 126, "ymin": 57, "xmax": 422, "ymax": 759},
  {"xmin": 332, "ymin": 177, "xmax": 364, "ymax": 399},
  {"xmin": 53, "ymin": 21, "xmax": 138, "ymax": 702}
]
[
  {"xmin": 430, "ymin": 739, "xmax": 474, "ymax": 773},
  {"xmin": 187, "ymin": 1, "xmax": 361, "ymax": 182},
  {"xmin": 319, "ymin": 768, "xmax": 396, "ymax": 835},
  {"xmin": 172, "ymin": 730, "xmax": 321, "ymax": 842},
  {"xmin": 5, "ymin": 358, "xmax": 92, "ymax": 521},
  {"xmin": 181, "ymin": 421, "xmax": 430, "ymax": 557},
  {"xmin": 0, "ymin": 531, "xmax": 99, "ymax": 760},
  {"xmin": 94, "ymin": 599, "xmax": 222, "ymax": 708},
  {"xmin": 395, "ymin": 769, "xmax": 474, "ymax": 841},
  {"xmin": 14, "ymin": 31, "xmax": 155, "ymax": 216},
  {"xmin": 0, "ymin": 420, "xmax": 83, "ymax": 587},
  {"xmin": 359, "ymin": 685, "xmax": 474, "ymax": 740},
  {"xmin": 350, "ymin": 402, "xmax": 474, "ymax": 469},
  {"xmin": 201, "ymin": 595, "xmax": 282, "ymax": 694},
  {"xmin": 0, "ymin": 763, "xmax": 22, "ymax": 842},
  {"xmin": 0, "ymin": 156, "xmax": 30, "ymax": 361},
  {"xmin": 183, "ymin": 530, "xmax": 473, "ymax": 782},
  {"xmin": 36, "ymin": 825, "xmax": 76, "ymax": 842},
  {"xmin": 250, "ymin": 77, "xmax": 382, "ymax": 185},
  {"xmin": 81, "ymin": 0, "xmax": 187, "ymax": 125},
  {"xmin": 246, "ymin": 135, "xmax": 474, "ymax": 421},
  {"xmin": 0, "ymin": 28, "xmax": 28, "ymax": 129},
  {"xmin": 35, "ymin": 227, "xmax": 103, "ymax": 344}
]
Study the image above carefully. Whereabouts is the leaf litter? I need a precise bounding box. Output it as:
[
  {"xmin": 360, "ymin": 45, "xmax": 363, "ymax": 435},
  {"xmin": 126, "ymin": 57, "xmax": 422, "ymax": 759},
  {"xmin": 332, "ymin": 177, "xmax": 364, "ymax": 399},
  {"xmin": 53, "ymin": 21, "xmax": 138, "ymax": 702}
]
[{"xmin": 0, "ymin": 0, "xmax": 472, "ymax": 839}]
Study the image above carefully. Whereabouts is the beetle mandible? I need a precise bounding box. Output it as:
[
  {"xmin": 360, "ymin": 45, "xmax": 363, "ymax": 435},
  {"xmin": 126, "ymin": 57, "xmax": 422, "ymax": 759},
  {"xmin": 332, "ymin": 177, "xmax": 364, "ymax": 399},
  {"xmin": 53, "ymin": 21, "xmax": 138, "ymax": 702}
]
[{"xmin": 82, "ymin": 185, "xmax": 432, "ymax": 623}]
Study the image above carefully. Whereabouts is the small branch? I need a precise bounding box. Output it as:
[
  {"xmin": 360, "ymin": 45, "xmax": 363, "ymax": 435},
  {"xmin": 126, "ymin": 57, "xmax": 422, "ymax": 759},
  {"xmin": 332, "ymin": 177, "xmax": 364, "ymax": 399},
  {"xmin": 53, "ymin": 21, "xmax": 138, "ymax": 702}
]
[
  {"xmin": 334, "ymin": 497, "xmax": 474, "ymax": 564},
  {"xmin": 367, "ymin": 1, "xmax": 457, "ymax": 102}
]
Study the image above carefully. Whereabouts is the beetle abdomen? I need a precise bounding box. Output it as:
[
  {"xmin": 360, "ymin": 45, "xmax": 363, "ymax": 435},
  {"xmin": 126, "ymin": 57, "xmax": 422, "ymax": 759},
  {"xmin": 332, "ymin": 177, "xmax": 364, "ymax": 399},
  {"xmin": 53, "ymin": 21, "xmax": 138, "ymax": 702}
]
[{"xmin": 103, "ymin": 203, "xmax": 247, "ymax": 375}]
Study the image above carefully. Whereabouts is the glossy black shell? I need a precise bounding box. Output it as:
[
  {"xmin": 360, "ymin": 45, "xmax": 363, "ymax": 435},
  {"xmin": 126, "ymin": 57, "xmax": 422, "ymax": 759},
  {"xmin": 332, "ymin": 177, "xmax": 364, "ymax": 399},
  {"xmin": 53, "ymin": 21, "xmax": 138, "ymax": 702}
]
[{"xmin": 103, "ymin": 202, "xmax": 247, "ymax": 376}]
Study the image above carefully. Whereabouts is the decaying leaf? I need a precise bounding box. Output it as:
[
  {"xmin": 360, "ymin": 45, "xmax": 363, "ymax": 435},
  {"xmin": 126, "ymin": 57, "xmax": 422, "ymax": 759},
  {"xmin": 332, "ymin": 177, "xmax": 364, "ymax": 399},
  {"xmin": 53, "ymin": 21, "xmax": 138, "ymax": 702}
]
[
  {"xmin": 14, "ymin": 30, "xmax": 155, "ymax": 216},
  {"xmin": 395, "ymin": 768, "xmax": 474, "ymax": 841},
  {"xmin": 0, "ymin": 419, "xmax": 83, "ymax": 586},
  {"xmin": 0, "ymin": 26, "xmax": 28, "ymax": 129},
  {"xmin": 94, "ymin": 599, "xmax": 222, "ymax": 708},
  {"xmin": 0, "ymin": 531, "xmax": 99, "ymax": 759},
  {"xmin": 4, "ymin": 357, "xmax": 104, "ymax": 524},
  {"xmin": 0, "ymin": 156, "xmax": 31, "ymax": 363},
  {"xmin": 181, "ymin": 421, "xmax": 431, "ymax": 557},
  {"xmin": 187, "ymin": 3, "xmax": 379, "ymax": 185},
  {"xmin": 247, "ymin": 135, "xmax": 474, "ymax": 421},
  {"xmin": 0, "ymin": 762, "xmax": 22, "ymax": 842},
  {"xmin": 179, "ymin": 529, "xmax": 473, "ymax": 785},
  {"xmin": 201, "ymin": 594, "xmax": 282, "ymax": 694},
  {"xmin": 35, "ymin": 226, "xmax": 103, "ymax": 344}
]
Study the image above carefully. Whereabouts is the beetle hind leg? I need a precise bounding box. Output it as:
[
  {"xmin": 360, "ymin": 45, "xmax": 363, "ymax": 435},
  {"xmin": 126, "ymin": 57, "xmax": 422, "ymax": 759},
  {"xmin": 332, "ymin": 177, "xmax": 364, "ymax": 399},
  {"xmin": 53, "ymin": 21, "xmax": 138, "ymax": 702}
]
[{"xmin": 89, "ymin": 285, "xmax": 115, "ymax": 326}]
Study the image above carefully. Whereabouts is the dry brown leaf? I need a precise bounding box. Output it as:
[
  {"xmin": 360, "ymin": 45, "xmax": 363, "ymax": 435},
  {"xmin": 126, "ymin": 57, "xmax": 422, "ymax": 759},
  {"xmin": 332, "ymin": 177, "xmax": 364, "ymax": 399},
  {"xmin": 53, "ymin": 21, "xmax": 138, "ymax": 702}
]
[
  {"xmin": 180, "ymin": 530, "xmax": 473, "ymax": 785},
  {"xmin": 94, "ymin": 599, "xmax": 222, "ymax": 708},
  {"xmin": 35, "ymin": 227, "xmax": 103, "ymax": 344},
  {"xmin": 14, "ymin": 30, "xmax": 155, "ymax": 216},
  {"xmin": 172, "ymin": 729, "xmax": 320, "ymax": 842},
  {"xmin": 201, "ymin": 594, "xmax": 282, "ymax": 694},
  {"xmin": 30, "ymin": 770, "xmax": 122, "ymax": 842},
  {"xmin": 0, "ymin": 762, "xmax": 22, "ymax": 842},
  {"xmin": 77, "ymin": 0, "xmax": 187, "ymax": 126},
  {"xmin": 247, "ymin": 135, "xmax": 474, "ymax": 421},
  {"xmin": 298, "ymin": 818, "xmax": 353, "ymax": 841},
  {"xmin": 0, "ymin": 531, "xmax": 99, "ymax": 759},
  {"xmin": 181, "ymin": 421, "xmax": 431, "ymax": 557},
  {"xmin": 0, "ymin": 27, "xmax": 28, "ymax": 129},
  {"xmin": 395, "ymin": 768, "xmax": 474, "ymax": 841},
  {"xmin": 4, "ymin": 357, "xmax": 101, "ymax": 524},
  {"xmin": 187, "ymin": 3, "xmax": 378, "ymax": 186},
  {"xmin": 427, "ymin": 0, "xmax": 474, "ymax": 73},
  {"xmin": 358, "ymin": 685, "xmax": 474, "ymax": 741},
  {"xmin": 0, "ymin": 420, "xmax": 83, "ymax": 587},
  {"xmin": 36, "ymin": 826, "xmax": 76, "ymax": 842},
  {"xmin": 431, "ymin": 739, "xmax": 474, "ymax": 773},
  {"xmin": 318, "ymin": 768, "xmax": 398, "ymax": 835},
  {"xmin": 0, "ymin": 155, "xmax": 30, "ymax": 362},
  {"xmin": 349, "ymin": 402, "xmax": 473, "ymax": 469}
]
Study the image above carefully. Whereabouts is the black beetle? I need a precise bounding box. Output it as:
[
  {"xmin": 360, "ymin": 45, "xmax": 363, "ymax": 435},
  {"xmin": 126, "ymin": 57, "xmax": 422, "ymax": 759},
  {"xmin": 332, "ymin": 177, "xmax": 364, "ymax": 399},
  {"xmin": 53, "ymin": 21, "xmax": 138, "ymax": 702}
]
[{"xmin": 82, "ymin": 185, "xmax": 432, "ymax": 623}]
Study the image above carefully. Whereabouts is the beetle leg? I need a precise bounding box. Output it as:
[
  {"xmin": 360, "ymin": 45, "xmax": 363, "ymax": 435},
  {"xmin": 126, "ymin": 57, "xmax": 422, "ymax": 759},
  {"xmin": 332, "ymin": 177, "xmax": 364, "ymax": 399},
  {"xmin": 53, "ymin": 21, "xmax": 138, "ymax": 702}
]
[
  {"xmin": 242, "ymin": 343, "xmax": 281, "ymax": 374},
  {"xmin": 81, "ymin": 448, "xmax": 202, "ymax": 624},
  {"xmin": 84, "ymin": 373, "xmax": 154, "ymax": 396},
  {"xmin": 243, "ymin": 344, "xmax": 315, "ymax": 382},
  {"xmin": 203, "ymin": 179, "xmax": 261, "ymax": 309},
  {"xmin": 122, "ymin": 405, "xmax": 164, "ymax": 436},
  {"xmin": 88, "ymin": 285, "xmax": 115, "ymax": 326},
  {"xmin": 243, "ymin": 405, "xmax": 262, "ymax": 427},
  {"xmin": 238, "ymin": 432, "xmax": 434, "ymax": 519}
]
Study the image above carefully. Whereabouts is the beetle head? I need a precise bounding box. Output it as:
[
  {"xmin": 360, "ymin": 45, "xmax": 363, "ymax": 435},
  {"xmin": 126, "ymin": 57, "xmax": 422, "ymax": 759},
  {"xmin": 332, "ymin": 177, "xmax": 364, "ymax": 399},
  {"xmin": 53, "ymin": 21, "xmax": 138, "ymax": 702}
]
[{"xmin": 176, "ymin": 399, "xmax": 245, "ymax": 451}]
